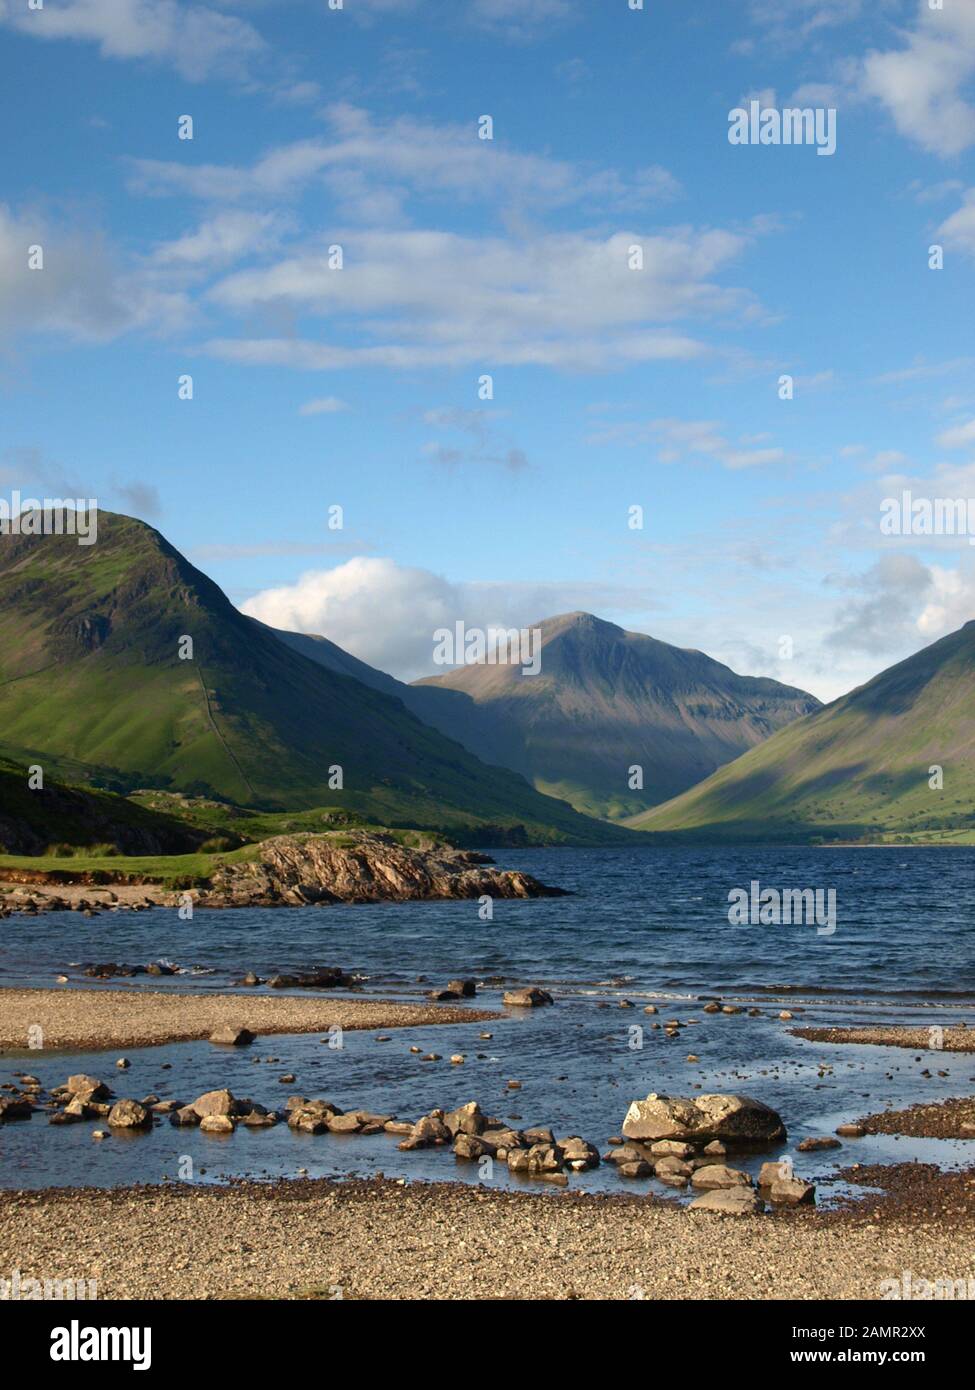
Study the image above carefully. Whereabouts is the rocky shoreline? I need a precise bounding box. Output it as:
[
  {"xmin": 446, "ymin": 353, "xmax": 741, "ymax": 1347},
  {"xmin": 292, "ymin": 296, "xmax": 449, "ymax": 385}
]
[
  {"xmin": 792, "ymin": 1024, "xmax": 975, "ymax": 1053},
  {"xmin": 0, "ymin": 987, "xmax": 500, "ymax": 1052},
  {"xmin": 2, "ymin": 1060, "xmax": 823, "ymax": 1211},
  {"xmin": 2, "ymin": 1164, "xmax": 972, "ymax": 1300},
  {"xmin": 853, "ymin": 1095, "xmax": 975, "ymax": 1140},
  {"xmin": 0, "ymin": 831, "xmax": 567, "ymax": 915}
]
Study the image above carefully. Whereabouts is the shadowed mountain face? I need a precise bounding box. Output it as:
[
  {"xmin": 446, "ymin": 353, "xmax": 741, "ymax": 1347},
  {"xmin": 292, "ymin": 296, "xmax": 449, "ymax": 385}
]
[
  {"xmin": 0, "ymin": 514, "xmax": 630, "ymax": 845},
  {"xmin": 0, "ymin": 755, "xmax": 209, "ymax": 856},
  {"xmin": 632, "ymin": 620, "xmax": 975, "ymax": 841},
  {"xmin": 387, "ymin": 612, "xmax": 820, "ymax": 819}
]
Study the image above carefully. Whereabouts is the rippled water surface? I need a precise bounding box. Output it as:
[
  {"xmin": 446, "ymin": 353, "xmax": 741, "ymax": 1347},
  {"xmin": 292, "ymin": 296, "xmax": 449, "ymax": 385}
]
[{"xmin": 1, "ymin": 846, "xmax": 973, "ymax": 1194}]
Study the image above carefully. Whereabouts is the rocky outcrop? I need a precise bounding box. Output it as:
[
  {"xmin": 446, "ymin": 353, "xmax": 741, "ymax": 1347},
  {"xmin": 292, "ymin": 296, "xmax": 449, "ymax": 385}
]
[
  {"xmin": 196, "ymin": 832, "xmax": 567, "ymax": 908},
  {"xmin": 622, "ymin": 1093, "xmax": 786, "ymax": 1145}
]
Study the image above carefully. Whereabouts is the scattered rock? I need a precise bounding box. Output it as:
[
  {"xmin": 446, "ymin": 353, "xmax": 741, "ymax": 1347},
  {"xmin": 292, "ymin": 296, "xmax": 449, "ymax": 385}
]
[
  {"xmin": 209, "ymin": 1026, "xmax": 256, "ymax": 1046},
  {"xmin": 650, "ymin": 1139, "xmax": 694, "ymax": 1158},
  {"xmin": 0, "ymin": 1097, "xmax": 33, "ymax": 1121},
  {"xmin": 758, "ymin": 1160, "xmax": 792, "ymax": 1187},
  {"xmin": 200, "ymin": 1114, "xmax": 235, "ymax": 1134},
  {"xmin": 448, "ymin": 979, "xmax": 477, "ymax": 997},
  {"xmin": 190, "ymin": 1089, "xmax": 237, "ymax": 1119},
  {"xmin": 770, "ymin": 1177, "xmax": 816, "ymax": 1206},
  {"xmin": 66, "ymin": 1074, "xmax": 110, "ymax": 1100},
  {"xmin": 107, "ymin": 1099, "xmax": 152, "ymax": 1129},
  {"xmin": 326, "ymin": 1113, "xmax": 362, "ymax": 1134},
  {"xmin": 503, "ymin": 986, "xmax": 553, "ymax": 1008},
  {"xmin": 618, "ymin": 1159, "xmax": 653, "ymax": 1178},
  {"xmin": 691, "ymin": 1164, "xmax": 753, "ymax": 1191},
  {"xmin": 689, "ymin": 1188, "xmax": 763, "ymax": 1216},
  {"xmin": 444, "ymin": 1101, "xmax": 485, "ymax": 1137},
  {"xmin": 560, "ymin": 1137, "xmax": 599, "ymax": 1171}
]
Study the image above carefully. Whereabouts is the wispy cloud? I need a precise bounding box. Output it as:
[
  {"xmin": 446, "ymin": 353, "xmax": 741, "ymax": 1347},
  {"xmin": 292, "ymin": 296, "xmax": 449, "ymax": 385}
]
[{"xmin": 0, "ymin": 0, "xmax": 265, "ymax": 82}]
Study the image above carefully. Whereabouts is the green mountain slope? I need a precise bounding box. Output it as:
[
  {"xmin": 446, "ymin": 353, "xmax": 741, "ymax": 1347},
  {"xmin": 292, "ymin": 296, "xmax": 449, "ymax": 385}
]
[
  {"xmin": 631, "ymin": 621, "xmax": 975, "ymax": 841},
  {"xmin": 0, "ymin": 513, "xmax": 628, "ymax": 845},
  {"xmin": 0, "ymin": 754, "xmax": 209, "ymax": 856},
  {"xmin": 406, "ymin": 612, "xmax": 819, "ymax": 819}
]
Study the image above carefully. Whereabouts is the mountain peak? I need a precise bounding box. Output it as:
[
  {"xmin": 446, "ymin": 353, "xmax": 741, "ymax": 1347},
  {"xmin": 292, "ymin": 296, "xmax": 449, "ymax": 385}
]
[{"xmin": 413, "ymin": 614, "xmax": 819, "ymax": 819}]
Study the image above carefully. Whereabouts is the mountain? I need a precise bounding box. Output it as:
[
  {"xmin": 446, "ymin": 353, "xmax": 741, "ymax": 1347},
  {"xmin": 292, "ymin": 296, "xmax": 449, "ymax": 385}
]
[
  {"xmin": 0, "ymin": 513, "xmax": 627, "ymax": 845},
  {"xmin": 631, "ymin": 620, "xmax": 975, "ymax": 841},
  {"xmin": 403, "ymin": 612, "xmax": 820, "ymax": 819}
]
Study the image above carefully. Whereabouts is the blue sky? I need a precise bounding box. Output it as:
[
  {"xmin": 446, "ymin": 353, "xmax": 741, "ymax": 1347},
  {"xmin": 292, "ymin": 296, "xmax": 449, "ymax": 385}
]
[{"xmin": 2, "ymin": 0, "xmax": 975, "ymax": 698}]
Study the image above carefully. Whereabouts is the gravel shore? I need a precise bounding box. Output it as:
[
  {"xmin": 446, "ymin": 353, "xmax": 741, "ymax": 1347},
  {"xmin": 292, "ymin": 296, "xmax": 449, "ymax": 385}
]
[
  {"xmin": 0, "ymin": 987, "xmax": 499, "ymax": 1052},
  {"xmin": 2, "ymin": 1166, "xmax": 972, "ymax": 1300},
  {"xmin": 856, "ymin": 1096, "xmax": 975, "ymax": 1139},
  {"xmin": 792, "ymin": 1025, "xmax": 975, "ymax": 1053}
]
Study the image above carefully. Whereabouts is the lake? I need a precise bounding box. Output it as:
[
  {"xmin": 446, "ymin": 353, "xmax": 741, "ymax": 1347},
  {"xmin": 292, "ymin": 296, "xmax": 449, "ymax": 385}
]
[{"xmin": 1, "ymin": 845, "xmax": 973, "ymax": 1196}]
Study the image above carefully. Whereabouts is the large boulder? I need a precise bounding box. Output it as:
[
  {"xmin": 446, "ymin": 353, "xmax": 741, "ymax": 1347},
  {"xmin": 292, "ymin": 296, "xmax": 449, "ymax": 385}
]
[
  {"xmin": 770, "ymin": 1177, "xmax": 816, "ymax": 1206},
  {"xmin": 66, "ymin": 1074, "xmax": 110, "ymax": 1100},
  {"xmin": 209, "ymin": 1026, "xmax": 255, "ymax": 1046},
  {"xmin": 506, "ymin": 989, "xmax": 550, "ymax": 1011},
  {"xmin": 560, "ymin": 1137, "xmax": 599, "ymax": 1171},
  {"xmin": 622, "ymin": 1093, "xmax": 785, "ymax": 1144},
  {"xmin": 107, "ymin": 1099, "xmax": 152, "ymax": 1129},
  {"xmin": 200, "ymin": 1114, "xmax": 235, "ymax": 1134},
  {"xmin": 690, "ymin": 1164, "xmax": 753, "ymax": 1191},
  {"xmin": 453, "ymin": 1133, "xmax": 490, "ymax": 1162},
  {"xmin": 689, "ymin": 1188, "xmax": 763, "ymax": 1217},
  {"xmin": 191, "ymin": 1089, "xmax": 237, "ymax": 1119},
  {"xmin": 444, "ymin": 1101, "xmax": 485, "ymax": 1137},
  {"xmin": 0, "ymin": 1097, "xmax": 33, "ymax": 1120},
  {"xmin": 479, "ymin": 1127, "xmax": 526, "ymax": 1155},
  {"xmin": 398, "ymin": 1114, "xmax": 451, "ymax": 1150},
  {"xmin": 503, "ymin": 987, "xmax": 553, "ymax": 1008}
]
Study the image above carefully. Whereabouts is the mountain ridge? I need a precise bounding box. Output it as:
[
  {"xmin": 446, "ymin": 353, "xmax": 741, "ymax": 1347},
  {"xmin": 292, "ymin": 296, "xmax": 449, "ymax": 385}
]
[
  {"xmin": 0, "ymin": 513, "xmax": 630, "ymax": 845},
  {"xmin": 631, "ymin": 619, "xmax": 975, "ymax": 841},
  {"xmin": 408, "ymin": 611, "xmax": 820, "ymax": 818}
]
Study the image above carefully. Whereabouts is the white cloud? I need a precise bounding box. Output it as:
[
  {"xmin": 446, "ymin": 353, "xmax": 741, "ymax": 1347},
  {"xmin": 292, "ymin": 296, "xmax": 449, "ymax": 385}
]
[
  {"xmin": 916, "ymin": 562, "xmax": 975, "ymax": 636},
  {"xmin": 151, "ymin": 210, "xmax": 288, "ymax": 268},
  {"xmin": 200, "ymin": 226, "xmax": 748, "ymax": 372},
  {"xmin": 471, "ymin": 0, "xmax": 576, "ymax": 39},
  {"xmin": 128, "ymin": 103, "xmax": 681, "ymax": 215},
  {"xmin": 937, "ymin": 188, "xmax": 975, "ymax": 257},
  {"xmin": 860, "ymin": 0, "xmax": 975, "ymax": 157},
  {"xmin": 937, "ymin": 418, "xmax": 975, "ymax": 450},
  {"xmin": 825, "ymin": 552, "xmax": 936, "ymax": 655},
  {"xmin": 240, "ymin": 555, "xmax": 645, "ymax": 681},
  {"xmin": 586, "ymin": 416, "xmax": 787, "ymax": 470},
  {"xmin": 0, "ymin": 0, "xmax": 265, "ymax": 81},
  {"xmin": 299, "ymin": 396, "xmax": 349, "ymax": 416},
  {"xmin": 0, "ymin": 203, "xmax": 189, "ymax": 342}
]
